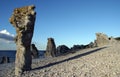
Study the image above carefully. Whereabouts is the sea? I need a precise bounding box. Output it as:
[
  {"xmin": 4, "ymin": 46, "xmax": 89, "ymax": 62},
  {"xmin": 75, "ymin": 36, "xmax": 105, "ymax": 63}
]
[{"xmin": 0, "ymin": 50, "xmax": 45, "ymax": 63}]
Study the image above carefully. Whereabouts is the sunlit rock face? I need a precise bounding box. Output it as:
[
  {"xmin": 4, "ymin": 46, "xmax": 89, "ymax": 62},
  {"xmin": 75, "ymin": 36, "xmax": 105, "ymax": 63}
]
[
  {"xmin": 95, "ymin": 33, "xmax": 119, "ymax": 47},
  {"xmin": 45, "ymin": 38, "xmax": 57, "ymax": 57},
  {"xmin": 9, "ymin": 5, "xmax": 36, "ymax": 76},
  {"xmin": 95, "ymin": 33, "xmax": 109, "ymax": 47}
]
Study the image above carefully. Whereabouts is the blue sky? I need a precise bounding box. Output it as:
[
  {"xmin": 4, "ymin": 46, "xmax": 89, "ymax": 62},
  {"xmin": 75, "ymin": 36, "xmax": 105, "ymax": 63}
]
[{"xmin": 0, "ymin": 0, "xmax": 120, "ymax": 50}]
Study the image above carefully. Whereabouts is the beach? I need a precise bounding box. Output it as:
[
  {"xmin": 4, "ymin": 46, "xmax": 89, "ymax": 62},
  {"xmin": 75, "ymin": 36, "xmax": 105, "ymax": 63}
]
[{"xmin": 0, "ymin": 44, "xmax": 120, "ymax": 77}]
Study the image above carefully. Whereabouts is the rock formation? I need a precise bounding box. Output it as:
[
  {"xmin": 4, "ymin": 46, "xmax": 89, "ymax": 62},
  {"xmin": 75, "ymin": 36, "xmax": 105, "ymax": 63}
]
[
  {"xmin": 95, "ymin": 33, "xmax": 119, "ymax": 47},
  {"xmin": 0, "ymin": 56, "xmax": 10, "ymax": 64},
  {"xmin": 71, "ymin": 45, "xmax": 84, "ymax": 51},
  {"xmin": 45, "ymin": 38, "xmax": 56, "ymax": 57},
  {"xmin": 88, "ymin": 42, "xmax": 95, "ymax": 48},
  {"xmin": 56, "ymin": 45, "xmax": 70, "ymax": 56},
  {"xmin": 95, "ymin": 33, "xmax": 109, "ymax": 47},
  {"xmin": 31, "ymin": 44, "xmax": 39, "ymax": 58},
  {"xmin": 109, "ymin": 37, "xmax": 118, "ymax": 44},
  {"xmin": 9, "ymin": 5, "xmax": 36, "ymax": 76}
]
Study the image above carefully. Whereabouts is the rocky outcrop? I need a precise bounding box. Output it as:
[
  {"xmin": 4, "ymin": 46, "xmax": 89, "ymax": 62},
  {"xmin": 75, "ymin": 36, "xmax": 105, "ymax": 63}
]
[
  {"xmin": 56, "ymin": 45, "xmax": 70, "ymax": 56},
  {"xmin": 95, "ymin": 33, "xmax": 119, "ymax": 47},
  {"xmin": 0, "ymin": 56, "xmax": 10, "ymax": 64},
  {"xmin": 9, "ymin": 5, "xmax": 36, "ymax": 76},
  {"xmin": 95, "ymin": 33, "xmax": 109, "ymax": 47},
  {"xmin": 31, "ymin": 44, "xmax": 39, "ymax": 58},
  {"xmin": 45, "ymin": 38, "xmax": 56, "ymax": 57},
  {"xmin": 71, "ymin": 45, "xmax": 84, "ymax": 51},
  {"xmin": 87, "ymin": 42, "xmax": 95, "ymax": 48},
  {"xmin": 109, "ymin": 37, "xmax": 118, "ymax": 44}
]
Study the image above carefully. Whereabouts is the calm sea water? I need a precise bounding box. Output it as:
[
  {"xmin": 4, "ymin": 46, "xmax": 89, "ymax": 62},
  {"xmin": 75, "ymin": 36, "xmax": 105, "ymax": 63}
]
[{"xmin": 0, "ymin": 50, "xmax": 45, "ymax": 63}]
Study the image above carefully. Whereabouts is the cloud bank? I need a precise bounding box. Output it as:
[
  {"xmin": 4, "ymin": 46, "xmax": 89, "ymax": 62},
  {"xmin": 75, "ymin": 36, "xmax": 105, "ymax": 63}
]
[{"xmin": 0, "ymin": 29, "xmax": 14, "ymax": 42}]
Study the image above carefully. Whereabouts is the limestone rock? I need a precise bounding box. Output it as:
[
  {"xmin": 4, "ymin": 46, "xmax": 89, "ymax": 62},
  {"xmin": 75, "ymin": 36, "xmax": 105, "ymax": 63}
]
[
  {"xmin": 109, "ymin": 37, "xmax": 118, "ymax": 44},
  {"xmin": 71, "ymin": 45, "xmax": 84, "ymax": 51},
  {"xmin": 31, "ymin": 44, "xmax": 39, "ymax": 58},
  {"xmin": 95, "ymin": 33, "xmax": 119, "ymax": 47},
  {"xmin": 95, "ymin": 33, "xmax": 109, "ymax": 47},
  {"xmin": 56, "ymin": 45, "xmax": 70, "ymax": 56},
  {"xmin": 45, "ymin": 38, "xmax": 56, "ymax": 57},
  {"xmin": 0, "ymin": 56, "xmax": 10, "ymax": 64},
  {"xmin": 9, "ymin": 5, "xmax": 36, "ymax": 76},
  {"xmin": 88, "ymin": 42, "xmax": 95, "ymax": 48}
]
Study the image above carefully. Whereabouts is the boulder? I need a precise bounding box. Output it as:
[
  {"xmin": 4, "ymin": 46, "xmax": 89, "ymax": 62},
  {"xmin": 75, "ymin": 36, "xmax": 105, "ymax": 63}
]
[
  {"xmin": 9, "ymin": 5, "xmax": 36, "ymax": 76},
  {"xmin": 71, "ymin": 45, "xmax": 84, "ymax": 51},
  {"xmin": 31, "ymin": 44, "xmax": 39, "ymax": 58},
  {"xmin": 45, "ymin": 38, "xmax": 56, "ymax": 57},
  {"xmin": 88, "ymin": 42, "xmax": 94, "ymax": 48},
  {"xmin": 95, "ymin": 33, "xmax": 109, "ymax": 47},
  {"xmin": 0, "ymin": 56, "xmax": 10, "ymax": 64},
  {"xmin": 56, "ymin": 45, "xmax": 70, "ymax": 56}
]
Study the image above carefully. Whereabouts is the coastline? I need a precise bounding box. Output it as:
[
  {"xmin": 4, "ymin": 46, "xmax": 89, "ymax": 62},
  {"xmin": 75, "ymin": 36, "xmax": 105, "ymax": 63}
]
[{"xmin": 1, "ymin": 44, "xmax": 120, "ymax": 77}]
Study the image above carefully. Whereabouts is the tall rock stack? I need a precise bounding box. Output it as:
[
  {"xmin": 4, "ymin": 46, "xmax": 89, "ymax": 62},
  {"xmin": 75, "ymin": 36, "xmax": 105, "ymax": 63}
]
[
  {"xmin": 95, "ymin": 33, "xmax": 109, "ymax": 47},
  {"xmin": 31, "ymin": 44, "xmax": 39, "ymax": 58},
  {"xmin": 9, "ymin": 5, "xmax": 36, "ymax": 76},
  {"xmin": 45, "ymin": 38, "xmax": 56, "ymax": 57}
]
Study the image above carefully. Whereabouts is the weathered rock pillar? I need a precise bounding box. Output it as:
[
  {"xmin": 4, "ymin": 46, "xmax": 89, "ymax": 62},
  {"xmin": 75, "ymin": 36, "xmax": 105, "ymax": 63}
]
[
  {"xmin": 9, "ymin": 5, "xmax": 36, "ymax": 76},
  {"xmin": 45, "ymin": 38, "xmax": 56, "ymax": 57},
  {"xmin": 31, "ymin": 44, "xmax": 39, "ymax": 58}
]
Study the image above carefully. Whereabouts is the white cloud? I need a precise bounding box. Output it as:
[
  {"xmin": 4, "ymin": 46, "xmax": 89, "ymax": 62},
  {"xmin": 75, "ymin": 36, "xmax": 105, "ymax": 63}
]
[
  {"xmin": 0, "ymin": 29, "xmax": 15, "ymax": 41},
  {"xmin": 0, "ymin": 39, "xmax": 16, "ymax": 50}
]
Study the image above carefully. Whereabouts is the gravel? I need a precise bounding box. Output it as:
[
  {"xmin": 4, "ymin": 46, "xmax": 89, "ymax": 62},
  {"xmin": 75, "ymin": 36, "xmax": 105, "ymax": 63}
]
[{"xmin": 0, "ymin": 44, "xmax": 120, "ymax": 77}]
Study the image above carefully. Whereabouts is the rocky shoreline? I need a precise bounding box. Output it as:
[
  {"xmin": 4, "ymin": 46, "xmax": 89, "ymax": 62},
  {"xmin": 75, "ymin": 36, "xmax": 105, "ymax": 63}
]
[{"xmin": 1, "ymin": 44, "xmax": 120, "ymax": 77}]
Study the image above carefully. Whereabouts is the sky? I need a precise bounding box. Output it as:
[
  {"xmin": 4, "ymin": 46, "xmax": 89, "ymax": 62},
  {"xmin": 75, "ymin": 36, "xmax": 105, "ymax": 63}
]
[{"xmin": 0, "ymin": 0, "xmax": 120, "ymax": 50}]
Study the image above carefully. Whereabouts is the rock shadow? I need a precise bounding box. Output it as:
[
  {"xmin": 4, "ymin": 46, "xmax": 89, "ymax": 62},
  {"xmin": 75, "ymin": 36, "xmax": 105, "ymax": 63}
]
[{"xmin": 32, "ymin": 46, "xmax": 107, "ymax": 70}]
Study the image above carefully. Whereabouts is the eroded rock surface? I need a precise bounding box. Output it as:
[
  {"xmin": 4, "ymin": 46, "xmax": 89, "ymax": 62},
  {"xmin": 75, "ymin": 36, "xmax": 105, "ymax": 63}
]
[
  {"xmin": 31, "ymin": 44, "xmax": 39, "ymax": 58},
  {"xmin": 56, "ymin": 45, "xmax": 70, "ymax": 56},
  {"xmin": 9, "ymin": 5, "xmax": 36, "ymax": 76},
  {"xmin": 95, "ymin": 33, "xmax": 119, "ymax": 47},
  {"xmin": 95, "ymin": 33, "xmax": 109, "ymax": 47},
  {"xmin": 45, "ymin": 38, "xmax": 56, "ymax": 57}
]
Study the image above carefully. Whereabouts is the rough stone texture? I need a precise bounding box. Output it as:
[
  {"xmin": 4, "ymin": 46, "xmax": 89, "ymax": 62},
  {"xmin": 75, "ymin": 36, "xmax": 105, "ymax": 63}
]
[
  {"xmin": 31, "ymin": 44, "xmax": 39, "ymax": 58},
  {"xmin": 0, "ymin": 56, "xmax": 10, "ymax": 64},
  {"xmin": 9, "ymin": 5, "xmax": 36, "ymax": 76},
  {"xmin": 1, "ymin": 44, "xmax": 120, "ymax": 77},
  {"xmin": 95, "ymin": 33, "xmax": 119, "ymax": 47},
  {"xmin": 56, "ymin": 45, "xmax": 70, "ymax": 56},
  {"xmin": 109, "ymin": 37, "xmax": 118, "ymax": 45},
  {"xmin": 95, "ymin": 33, "xmax": 109, "ymax": 47},
  {"xmin": 45, "ymin": 38, "xmax": 56, "ymax": 57}
]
